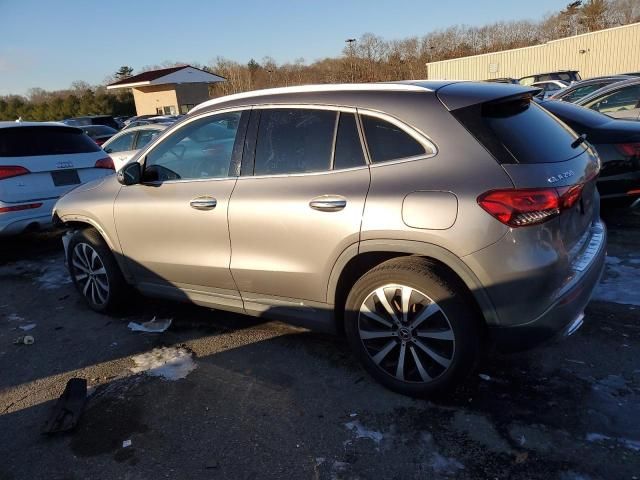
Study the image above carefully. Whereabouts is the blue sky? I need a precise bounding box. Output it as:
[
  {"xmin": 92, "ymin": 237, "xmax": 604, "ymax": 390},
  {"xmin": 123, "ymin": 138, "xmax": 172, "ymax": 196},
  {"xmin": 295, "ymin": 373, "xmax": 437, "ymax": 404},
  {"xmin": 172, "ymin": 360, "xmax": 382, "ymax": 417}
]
[{"xmin": 0, "ymin": 0, "xmax": 566, "ymax": 95}]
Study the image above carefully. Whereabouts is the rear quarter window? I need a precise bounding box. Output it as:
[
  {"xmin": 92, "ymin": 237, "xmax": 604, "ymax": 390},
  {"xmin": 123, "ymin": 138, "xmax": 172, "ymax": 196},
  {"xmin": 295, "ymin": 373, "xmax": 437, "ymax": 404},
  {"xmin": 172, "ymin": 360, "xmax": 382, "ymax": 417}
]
[
  {"xmin": 453, "ymin": 97, "xmax": 585, "ymax": 164},
  {"xmin": 0, "ymin": 126, "xmax": 101, "ymax": 157}
]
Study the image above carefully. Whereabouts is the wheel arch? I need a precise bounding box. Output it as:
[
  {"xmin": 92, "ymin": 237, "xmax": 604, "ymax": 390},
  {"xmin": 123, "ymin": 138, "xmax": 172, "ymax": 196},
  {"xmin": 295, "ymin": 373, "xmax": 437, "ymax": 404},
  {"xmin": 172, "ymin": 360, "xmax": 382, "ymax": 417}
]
[{"xmin": 328, "ymin": 239, "xmax": 499, "ymax": 334}]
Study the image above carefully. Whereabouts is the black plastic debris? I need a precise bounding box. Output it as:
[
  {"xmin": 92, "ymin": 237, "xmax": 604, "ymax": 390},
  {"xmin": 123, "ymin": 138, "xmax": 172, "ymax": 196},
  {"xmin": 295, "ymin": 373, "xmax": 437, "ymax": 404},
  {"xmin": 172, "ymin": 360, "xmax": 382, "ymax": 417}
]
[{"xmin": 42, "ymin": 378, "xmax": 87, "ymax": 434}]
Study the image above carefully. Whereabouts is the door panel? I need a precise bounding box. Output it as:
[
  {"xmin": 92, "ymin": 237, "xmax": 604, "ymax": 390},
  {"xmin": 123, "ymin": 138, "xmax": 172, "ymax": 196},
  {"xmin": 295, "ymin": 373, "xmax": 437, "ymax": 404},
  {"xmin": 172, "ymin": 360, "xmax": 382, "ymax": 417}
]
[
  {"xmin": 113, "ymin": 110, "xmax": 248, "ymax": 304},
  {"xmin": 229, "ymin": 168, "xmax": 370, "ymax": 303}
]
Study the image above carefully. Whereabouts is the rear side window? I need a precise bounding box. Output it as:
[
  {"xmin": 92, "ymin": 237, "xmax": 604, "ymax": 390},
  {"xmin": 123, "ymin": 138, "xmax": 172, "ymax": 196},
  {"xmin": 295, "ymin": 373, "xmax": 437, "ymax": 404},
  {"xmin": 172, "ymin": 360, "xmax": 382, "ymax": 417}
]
[
  {"xmin": 560, "ymin": 83, "xmax": 609, "ymax": 103},
  {"xmin": 135, "ymin": 130, "xmax": 160, "ymax": 149},
  {"xmin": 453, "ymin": 97, "xmax": 585, "ymax": 164},
  {"xmin": 254, "ymin": 109, "xmax": 336, "ymax": 175},
  {"xmin": 333, "ymin": 113, "xmax": 365, "ymax": 169},
  {"xmin": 0, "ymin": 126, "xmax": 101, "ymax": 157},
  {"xmin": 104, "ymin": 132, "xmax": 135, "ymax": 153},
  {"xmin": 361, "ymin": 115, "xmax": 427, "ymax": 163}
]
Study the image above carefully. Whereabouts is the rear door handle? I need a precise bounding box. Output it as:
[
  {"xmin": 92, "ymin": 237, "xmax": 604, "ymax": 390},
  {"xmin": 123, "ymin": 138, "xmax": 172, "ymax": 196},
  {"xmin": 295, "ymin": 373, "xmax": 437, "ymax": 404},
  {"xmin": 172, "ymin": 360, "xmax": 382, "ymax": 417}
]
[
  {"xmin": 309, "ymin": 195, "xmax": 347, "ymax": 212},
  {"xmin": 190, "ymin": 196, "xmax": 217, "ymax": 210}
]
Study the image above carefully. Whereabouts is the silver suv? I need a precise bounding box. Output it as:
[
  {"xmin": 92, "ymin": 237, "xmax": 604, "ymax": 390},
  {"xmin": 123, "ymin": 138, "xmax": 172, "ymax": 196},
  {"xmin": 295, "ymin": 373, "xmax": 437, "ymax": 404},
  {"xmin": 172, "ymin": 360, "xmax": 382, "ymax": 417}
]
[{"xmin": 53, "ymin": 82, "xmax": 607, "ymax": 396}]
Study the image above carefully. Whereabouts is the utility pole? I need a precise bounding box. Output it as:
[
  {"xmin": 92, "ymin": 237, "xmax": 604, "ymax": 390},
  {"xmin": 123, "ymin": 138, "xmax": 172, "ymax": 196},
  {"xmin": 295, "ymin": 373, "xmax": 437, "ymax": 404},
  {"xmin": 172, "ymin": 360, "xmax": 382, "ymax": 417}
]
[{"xmin": 345, "ymin": 38, "xmax": 357, "ymax": 82}]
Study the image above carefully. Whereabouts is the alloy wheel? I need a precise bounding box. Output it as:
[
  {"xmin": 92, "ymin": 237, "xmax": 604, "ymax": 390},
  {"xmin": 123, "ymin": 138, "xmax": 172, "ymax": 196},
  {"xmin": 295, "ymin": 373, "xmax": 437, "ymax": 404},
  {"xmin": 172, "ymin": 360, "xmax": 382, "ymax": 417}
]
[
  {"xmin": 71, "ymin": 243, "xmax": 110, "ymax": 306},
  {"xmin": 358, "ymin": 284, "xmax": 455, "ymax": 383}
]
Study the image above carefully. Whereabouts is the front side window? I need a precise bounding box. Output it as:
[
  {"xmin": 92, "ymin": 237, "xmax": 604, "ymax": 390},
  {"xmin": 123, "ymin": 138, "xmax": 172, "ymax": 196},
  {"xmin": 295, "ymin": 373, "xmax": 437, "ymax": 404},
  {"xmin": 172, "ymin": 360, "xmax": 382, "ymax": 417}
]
[
  {"xmin": 144, "ymin": 112, "xmax": 242, "ymax": 182},
  {"xmin": 361, "ymin": 115, "xmax": 427, "ymax": 164},
  {"xmin": 104, "ymin": 132, "xmax": 135, "ymax": 153},
  {"xmin": 585, "ymin": 85, "xmax": 640, "ymax": 115},
  {"xmin": 254, "ymin": 109, "xmax": 336, "ymax": 175}
]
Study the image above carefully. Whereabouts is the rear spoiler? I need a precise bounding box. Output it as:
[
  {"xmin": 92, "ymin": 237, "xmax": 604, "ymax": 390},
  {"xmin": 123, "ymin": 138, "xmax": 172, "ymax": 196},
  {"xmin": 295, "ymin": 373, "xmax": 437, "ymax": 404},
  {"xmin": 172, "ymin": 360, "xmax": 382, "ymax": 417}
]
[{"xmin": 435, "ymin": 82, "xmax": 541, "ymax": 111}]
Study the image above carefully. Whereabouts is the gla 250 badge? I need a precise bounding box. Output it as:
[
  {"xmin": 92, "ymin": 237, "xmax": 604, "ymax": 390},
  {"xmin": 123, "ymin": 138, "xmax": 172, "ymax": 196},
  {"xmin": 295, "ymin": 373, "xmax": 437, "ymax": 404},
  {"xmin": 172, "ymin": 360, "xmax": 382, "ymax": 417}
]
[{"xmin": 547, "ymin": 170, "xmax": 575, "ymax": 184}]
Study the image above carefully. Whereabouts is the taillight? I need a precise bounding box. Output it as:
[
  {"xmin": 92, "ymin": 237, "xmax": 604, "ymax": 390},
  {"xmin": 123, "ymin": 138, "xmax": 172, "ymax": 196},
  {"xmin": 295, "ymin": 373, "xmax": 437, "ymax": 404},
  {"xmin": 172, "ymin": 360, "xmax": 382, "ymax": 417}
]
[
  {"xmin": 0, "ymin": 202, "xmax": 42, "ymax": 214},
  {"xmin": 94, "ymin": 157, "xmax": 114, "ymax": 170},
  {"xmin": 616, "ymin": 143, "xmax": 640, "ymax": 158},
  {"xmin": 0, "ymin": 166, "xmax": 30, "ymax": 180},
  {"xmin": 478, "ymin": 185, "xmax": 584, "ymax": 227}
]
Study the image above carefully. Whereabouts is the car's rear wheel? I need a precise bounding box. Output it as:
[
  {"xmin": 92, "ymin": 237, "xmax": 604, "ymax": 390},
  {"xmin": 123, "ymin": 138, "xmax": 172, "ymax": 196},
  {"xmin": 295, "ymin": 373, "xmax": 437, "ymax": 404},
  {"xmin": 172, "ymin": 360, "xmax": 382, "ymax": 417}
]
[
  {"xmin": 67, "ymin": 228, "xmax": 127, "ymax": 313},
  {"xmin": 344, "ymin": 257, "xmax": 482, "ymax": 397}
]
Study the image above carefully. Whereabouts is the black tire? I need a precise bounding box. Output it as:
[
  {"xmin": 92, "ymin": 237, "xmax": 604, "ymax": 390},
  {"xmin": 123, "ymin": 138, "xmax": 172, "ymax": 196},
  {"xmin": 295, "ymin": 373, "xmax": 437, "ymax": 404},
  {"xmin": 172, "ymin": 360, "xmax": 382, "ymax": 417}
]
[
  {"xmin": 67, "ymin": 227, "xmax": 128, "ymax": 313},
  {"xmin": 344, "ymin": 257, "xmax": 482, "ymax": 397}
]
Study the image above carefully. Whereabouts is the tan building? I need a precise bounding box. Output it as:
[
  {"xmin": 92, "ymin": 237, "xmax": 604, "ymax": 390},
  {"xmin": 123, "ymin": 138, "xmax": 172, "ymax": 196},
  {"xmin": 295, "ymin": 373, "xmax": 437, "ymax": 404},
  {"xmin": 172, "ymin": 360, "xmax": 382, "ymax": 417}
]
[
  {"xmin": 107, "ymin": 65, "xmax": 226, "ymax": 115},
  {"xmin": 426, "ymin": 22, "xmax": 640, "ymax": 81}
]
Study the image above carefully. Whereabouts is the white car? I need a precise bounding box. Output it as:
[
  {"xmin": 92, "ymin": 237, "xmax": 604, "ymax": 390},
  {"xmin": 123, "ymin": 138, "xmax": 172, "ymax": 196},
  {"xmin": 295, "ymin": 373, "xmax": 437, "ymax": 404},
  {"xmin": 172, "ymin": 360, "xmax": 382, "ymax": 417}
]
[
  {"xmin": 531, "ymin": 80, "xmax": 569, "ymax": 99},
  {"xmin": 0, "ymin": 122, "xmax": 114, "ymax": 235},
  {"xmin": 102, "ymin": 124, "xmax": 168, "ymax": 170}
]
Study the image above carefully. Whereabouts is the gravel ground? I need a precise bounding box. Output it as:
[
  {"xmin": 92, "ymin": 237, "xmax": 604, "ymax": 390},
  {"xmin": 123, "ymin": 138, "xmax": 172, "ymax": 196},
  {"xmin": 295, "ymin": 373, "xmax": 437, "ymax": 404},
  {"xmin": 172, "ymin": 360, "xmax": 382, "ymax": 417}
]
[{"xmin": 0, "ymin": 209, "xmax": 639, "ymax": 480}]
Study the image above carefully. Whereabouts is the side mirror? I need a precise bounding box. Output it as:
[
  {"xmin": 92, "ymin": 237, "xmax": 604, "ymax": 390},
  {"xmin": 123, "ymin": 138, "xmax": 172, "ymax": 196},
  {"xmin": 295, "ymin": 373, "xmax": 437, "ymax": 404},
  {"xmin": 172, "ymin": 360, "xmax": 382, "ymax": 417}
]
[{"xmin": 117, "ymin": 161, "xmax": 141, "ymax": 185}]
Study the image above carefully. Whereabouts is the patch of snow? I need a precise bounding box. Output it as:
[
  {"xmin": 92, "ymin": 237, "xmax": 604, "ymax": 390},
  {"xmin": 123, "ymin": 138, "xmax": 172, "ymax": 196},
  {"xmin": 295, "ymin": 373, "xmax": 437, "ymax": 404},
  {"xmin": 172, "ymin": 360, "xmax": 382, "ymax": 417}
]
[
  {"xmin": 122, "ymin": 439, "xmax": 132, "ymax": 448},
  {"xmin": 586, "ymin": 433, "xmax": 640, "ymax": 451},
  {"xmin": 18, "ymin": 323, "xmax": 36, "ymax": 331},
  {"xmin": 0, "ymin": 258, "xmax": 71, "ymax": 290},
  {"xmin": 344, "ymin": 420, "xmax": 384, "ymax": 445},
  {"xmin": 430, "ymin": 452, "xmax": 465, "ymax": 475},
  {"xmin": 6, "ymin": 314, "xmax": 24, "ymax": 322},
  {"xmin": 130, "ymin": 346, "xmax": 196, "ymax": 381},
  {"xmin": 314, "ymin": 457, "xmax": 325, "ymax": 466},
  {"xmin": 128, "ymin": 317, "xmax": 172, "ymax": 333},
  {"xmin": 478, "ymin": 373, "xmax": 491, "ymax": 381},
  {"xmin": 593, "ymin": 255, "xmax": 640, "ymax": 306}
]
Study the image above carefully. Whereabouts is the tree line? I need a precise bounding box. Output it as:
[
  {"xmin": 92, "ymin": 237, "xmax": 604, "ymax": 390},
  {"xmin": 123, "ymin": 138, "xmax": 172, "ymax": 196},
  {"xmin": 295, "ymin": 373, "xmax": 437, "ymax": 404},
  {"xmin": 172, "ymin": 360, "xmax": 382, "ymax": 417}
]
[{"xmin": 1, "ymin": 0, "xmax": 638, "ymax": 121}]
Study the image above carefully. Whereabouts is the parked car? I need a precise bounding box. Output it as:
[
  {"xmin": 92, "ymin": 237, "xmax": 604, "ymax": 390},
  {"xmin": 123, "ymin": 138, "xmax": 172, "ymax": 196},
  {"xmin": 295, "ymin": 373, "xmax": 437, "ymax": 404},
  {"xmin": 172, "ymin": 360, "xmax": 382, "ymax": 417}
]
[
  {"xmin": 531, "ymin": 80, "xmax": 568, "ymax": 99},
  {"xmin": 122, "ymin": 116, "xmax": 181, "ymax": 130},
  {"xmin": 53, "ymin": 82, "xmax": 606, "ymax": 396},
  {"xmin": 575, "ymin": 77, "xmax": 640, "ymax": 121},
  {"xmin": 64, "ymin": 115, "xmax": 120, "ymax": 131},
  {"xmin": 102, "ymin": 124, "xmax": 168, "ymax": 170},
  {"xmin": 550, "ymin": 76, "xmax": 633, "ymax": 103},
  {"xmin": 0, "ymin": 122, "xmax": 114, "ymax": 235},
  {"xmin": 484, "ymin": 78, "xmax": 519, "ymax": 84},
  {"xmin": 123, "ymin": 115, "xmax": 157, "ymax": 126},
  {"xmin": 519, "ymin": 70, "xmax": 581, "ymax": 86},
  {"xmin": 539, "ymin": 99, "xmax": 640, "ymax": 207},
  {"xmin": 79, "ymin": 125, "xmax": 118, "ymax": 146}
]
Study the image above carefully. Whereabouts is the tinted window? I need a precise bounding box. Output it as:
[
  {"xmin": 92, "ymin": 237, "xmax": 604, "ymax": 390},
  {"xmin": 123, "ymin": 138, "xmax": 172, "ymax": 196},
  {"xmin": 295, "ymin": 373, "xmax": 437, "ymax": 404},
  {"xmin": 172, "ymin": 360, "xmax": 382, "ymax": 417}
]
[
  {"xmin": 104, "ymin": 132, "xmax": 135, "ymax": 153},
  {"xmin": 254, "ymin": 109, "xmax": 336, "ymax": 175},
  {"xmin": 453, "ymin": 98, "xmax": 585, "ymax": 164},
  {"xmin": 0, "ymin": 126, "xmax": 101, "ymax": 157},
  {"xmin": 144, "ymin": 112, "xmax": 241, "ymax": 182},
  {"xmin": 560, "ymin": 82, "xmax": 609, "ymax": 102},
  {"xmin": 584, "ymin": 85, "xmax": 640, "ymax": 114},
  {"xmin": 333, "ymin": 113, "xmax": 365, "ymax": 169},
  {"xmin": 135, "ymin": 130, "xmax": 160, "ymax": 149},
  {"xmin": 362, "ymin": 115, "xmax": 426, "ymax": 163}
]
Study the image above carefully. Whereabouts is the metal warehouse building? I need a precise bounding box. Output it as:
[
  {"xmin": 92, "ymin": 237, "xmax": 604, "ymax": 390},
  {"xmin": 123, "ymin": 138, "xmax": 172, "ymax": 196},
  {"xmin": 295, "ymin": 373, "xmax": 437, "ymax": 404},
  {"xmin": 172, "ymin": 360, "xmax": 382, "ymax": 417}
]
[{"xmin": 426, "ymin": 22, "xmax": 640, "ymax": 81}]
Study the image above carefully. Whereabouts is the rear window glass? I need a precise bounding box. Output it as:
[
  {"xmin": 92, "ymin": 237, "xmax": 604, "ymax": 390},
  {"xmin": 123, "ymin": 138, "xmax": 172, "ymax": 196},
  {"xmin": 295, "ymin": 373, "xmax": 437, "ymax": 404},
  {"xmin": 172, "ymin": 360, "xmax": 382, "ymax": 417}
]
[
  {"xmin": 453, "ymin": 97, "xmax": 585, "ymax": 164},
  {"xmin": 0, "ymin": 126, "xmax": 101, "ymax": 157},
  {"xmin": 254, "ymin": 109, "xmax": 336, "ymax": 175},
  {"xmin": 361, "ymin": 115, "xmax": 427, "ymax": 163}
]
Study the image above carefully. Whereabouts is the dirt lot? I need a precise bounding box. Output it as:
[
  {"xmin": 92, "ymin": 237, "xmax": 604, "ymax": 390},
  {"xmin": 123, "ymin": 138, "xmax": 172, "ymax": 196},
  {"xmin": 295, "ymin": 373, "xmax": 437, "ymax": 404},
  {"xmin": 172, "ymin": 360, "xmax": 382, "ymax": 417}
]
[{"xmin": 1, "ymin": 209, "xmax": 639, "ymax": 480}]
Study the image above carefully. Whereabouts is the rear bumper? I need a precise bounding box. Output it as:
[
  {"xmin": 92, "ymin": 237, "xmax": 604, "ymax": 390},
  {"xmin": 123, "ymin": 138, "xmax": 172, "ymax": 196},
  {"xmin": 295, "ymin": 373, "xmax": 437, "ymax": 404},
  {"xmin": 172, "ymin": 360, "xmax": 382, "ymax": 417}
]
[
  {"xmin": 0, "ymin": 198, "xmax": 58, "ymax": 236},
  {"xmin": 489, "ymin": 220, "xmax": 607, "ymax": 352}
]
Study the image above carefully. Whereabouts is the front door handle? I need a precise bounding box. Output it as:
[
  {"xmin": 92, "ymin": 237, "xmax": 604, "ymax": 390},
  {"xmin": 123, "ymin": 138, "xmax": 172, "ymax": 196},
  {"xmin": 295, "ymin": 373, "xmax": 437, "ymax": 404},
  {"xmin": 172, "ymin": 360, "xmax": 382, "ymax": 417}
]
[
  {"xmin": 190, "ymin": 196, "xmax": 217, "ymax": 210},
  {"xmin": 309, "ymin": 195, "xmax": 347, "ymax": 212}
]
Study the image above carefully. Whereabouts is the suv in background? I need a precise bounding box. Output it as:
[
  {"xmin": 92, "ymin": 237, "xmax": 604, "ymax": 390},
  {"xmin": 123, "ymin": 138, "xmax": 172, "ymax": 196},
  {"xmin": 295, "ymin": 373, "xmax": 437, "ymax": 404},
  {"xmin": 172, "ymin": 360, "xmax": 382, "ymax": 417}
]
[
  {"xmin": 64, "ymin": 115, "xmax": 120, "ymax": 131},
  {"xmin": 520, "ymin": 70, "xmax": 581, "ymax": 86},
  {"xmin": 0, "ymin": 122, "xmax": 114, "ymax": 235},
  {"xmin": 53, "ymin": 82, "xmax": 606, "ymax": 396}
]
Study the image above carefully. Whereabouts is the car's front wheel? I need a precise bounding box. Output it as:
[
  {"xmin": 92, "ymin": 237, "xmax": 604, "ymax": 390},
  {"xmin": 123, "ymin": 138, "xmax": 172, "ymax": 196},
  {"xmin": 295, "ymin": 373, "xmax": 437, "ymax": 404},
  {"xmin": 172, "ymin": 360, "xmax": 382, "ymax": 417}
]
[
  {"xmin": 67, "ymin": 228, "xmax": 127, "ymax": 313},
  {"xmin": 344, "ymin": 257, "xmax": 482, "ymax": 397}
]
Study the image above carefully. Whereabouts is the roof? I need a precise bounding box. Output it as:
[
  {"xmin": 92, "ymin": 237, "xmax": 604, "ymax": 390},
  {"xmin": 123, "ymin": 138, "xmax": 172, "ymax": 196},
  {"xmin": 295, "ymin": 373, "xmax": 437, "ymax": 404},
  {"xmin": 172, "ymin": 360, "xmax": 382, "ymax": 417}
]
[
  {"xmin": 0, "ymin": 121, "xmax": 71, "ymax": 129},
  {"xmin": 190, "ymin": 81, "xmax": 444, "ymax": 114},
  {"xmin": 107, "ymin": 65, "xmax": 226, "ymax": 90}
]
